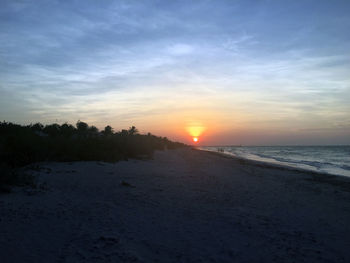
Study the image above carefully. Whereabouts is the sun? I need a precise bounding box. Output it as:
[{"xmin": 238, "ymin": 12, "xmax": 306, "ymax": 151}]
[{"xmin": 193, "ymin": 137, "xmax": 198, "ymax": 143}]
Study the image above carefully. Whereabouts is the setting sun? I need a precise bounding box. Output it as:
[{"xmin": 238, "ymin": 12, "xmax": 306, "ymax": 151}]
[
  {"xmin": 193, "ymin": 137, "xmax": 198, "ymax": 143},
  {"xmin": 187, "ymin": 126, "xmax": 205, "ymax": 137}
]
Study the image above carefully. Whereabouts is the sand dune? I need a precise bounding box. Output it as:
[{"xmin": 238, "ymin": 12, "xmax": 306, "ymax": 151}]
[{"xmin": 1, "ymin": 148, "xmax": 350, "ymax": 262}]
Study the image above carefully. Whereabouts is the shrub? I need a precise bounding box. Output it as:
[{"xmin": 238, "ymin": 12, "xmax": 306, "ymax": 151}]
[{"xmin": 0, "ymin": 121, "xmax": 187, "ymax": 187}]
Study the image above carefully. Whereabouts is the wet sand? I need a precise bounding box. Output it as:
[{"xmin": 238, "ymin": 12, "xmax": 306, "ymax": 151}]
[{"xmin": 1, "ymin": 148, "xmax": 350, "ymax": 262}]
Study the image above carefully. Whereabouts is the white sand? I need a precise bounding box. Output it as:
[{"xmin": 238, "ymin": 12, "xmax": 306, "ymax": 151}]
[{"xmin": 1, "ymin": 148, "xmax": 350, "ymax": 262}]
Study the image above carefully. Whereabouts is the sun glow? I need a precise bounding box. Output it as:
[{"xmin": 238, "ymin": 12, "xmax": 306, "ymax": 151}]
[
  {"xmin": 186, "ymin": 126, "xmax": 205, "ymax": 137},
  {"xmin": 186, "ymin": 123, "xmax": 206, "ymax": 144}
]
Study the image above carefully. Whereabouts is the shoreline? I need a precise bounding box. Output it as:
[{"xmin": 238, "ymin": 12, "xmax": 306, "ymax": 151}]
[
  {"xmin": 197, "ymin": 147, "xmax": 350, "ymax": 179},
  {"xmin": 196, "ymin": 147, "xmax": 350, "ymax": 192},
  {"xmin": 1, "ymin": 148, "xmax": 350, "ymax": 262}
]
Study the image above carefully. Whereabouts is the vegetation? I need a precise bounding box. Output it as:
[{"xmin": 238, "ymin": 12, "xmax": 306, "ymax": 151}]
[{"xmin": 0, "ymin": 121, "xmax": 186, "ymax": 190}]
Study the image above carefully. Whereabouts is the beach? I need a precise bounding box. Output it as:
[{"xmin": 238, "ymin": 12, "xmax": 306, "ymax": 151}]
[{"xmin": 1, "ymin": 148, "xmax": 350, "ymax": 262}]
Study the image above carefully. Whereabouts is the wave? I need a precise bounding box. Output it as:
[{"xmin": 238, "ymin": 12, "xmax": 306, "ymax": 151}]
[{"xmin": 201, "ymin": 146, "xmax": 350, "ymax": 177}]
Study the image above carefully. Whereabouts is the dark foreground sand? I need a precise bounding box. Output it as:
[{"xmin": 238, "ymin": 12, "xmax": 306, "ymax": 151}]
[{"xmin": 1, "ymin": 148, "xmax": 350, "ymax": 262}]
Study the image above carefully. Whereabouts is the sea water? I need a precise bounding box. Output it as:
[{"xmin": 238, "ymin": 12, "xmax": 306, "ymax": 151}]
[{"xmin": 200, "ymin": 146, "xmax": 350, "ymax": 177}]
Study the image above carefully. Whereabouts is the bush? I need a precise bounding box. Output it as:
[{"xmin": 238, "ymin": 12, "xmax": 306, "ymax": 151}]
[
  {"xmin": 0, "ymin": 121, "xmax": 185, "ymax": 192},
  {"xmin": 0, "ymin": 121, "xmax": 187, "ymax": 189}
]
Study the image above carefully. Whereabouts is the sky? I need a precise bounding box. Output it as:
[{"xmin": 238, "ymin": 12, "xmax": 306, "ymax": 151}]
[{"xmin": 1, "ymin": 0, "xmax": 350, "ymax": 145}]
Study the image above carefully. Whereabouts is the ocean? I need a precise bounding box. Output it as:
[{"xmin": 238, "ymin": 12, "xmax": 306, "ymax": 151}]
[{"xmin": 200, "ymin": 146, "xmax": 350, "ymax": 177}]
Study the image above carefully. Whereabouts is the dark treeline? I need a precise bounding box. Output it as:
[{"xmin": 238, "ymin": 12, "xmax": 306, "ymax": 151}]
[{"xmin": 0, "ymin": 121, "xmax": 186, "ymax": 169}]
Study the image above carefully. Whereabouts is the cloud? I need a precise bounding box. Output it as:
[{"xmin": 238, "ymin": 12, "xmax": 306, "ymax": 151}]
[
  {"xmin": 166, "ymin": 43, "xmax": 195, "ymax": 55},
  {"xmin": 0, "ymin": 0, "xmax": 350, "ymax": 144}
]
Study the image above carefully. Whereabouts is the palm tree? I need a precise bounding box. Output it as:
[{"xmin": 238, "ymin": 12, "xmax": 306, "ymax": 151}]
[
  {"xmin": 60, "ymin": 123, "xmax": 75, "ymax": 137},
  {"xmin": 128, "ymin": 126, "xmax": 138, "ymax": 136},
  {"xmin": 43, "ymin": 123, "xmax": 60, "ymax": 137},
  {"xmin": 103, "ymin": 125, "xmax": 113, "ymax": 136},
  {"xmin": 88, "ymin": 125, "xmax": 99, "ymax": 136},
  {"xmin": 30, "ymin": 123, "xmax": 44, "ymax": 132},
  {"xmin": 76, "ymin": 121, "xmax": 88, "ymax": 136}
]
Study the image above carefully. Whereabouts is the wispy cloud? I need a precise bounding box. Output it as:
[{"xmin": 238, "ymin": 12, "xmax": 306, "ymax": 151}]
[{"xmin": 0, "ymin": 0, "xmax": 349, "ymax": 144}]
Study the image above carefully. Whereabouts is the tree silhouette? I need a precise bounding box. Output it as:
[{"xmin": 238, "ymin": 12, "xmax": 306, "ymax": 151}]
[
  {"xmin": 60, "ymin": 123, "xmax": 75, "ymax": 137},
  {"xmin": 76, "ymin": 121, "xmax": 88, "ymax": 136},
  {"xmin": 0, "ymin": 120, "xmax": 186, "ymax": 173},
  {"xmin": 128, "ymin": 126, "xmax": 138, "ymax": 136},
  {"xmin": 119, "ymin": 129, "xmax": 128, "ymax": 136},
  {"xmin": 43, "ymin": 123, "xmax": 60, "ymax": 137},
  {"xmin": 88, "ymin": 125, "xmax": 99, "ymax": 136},
  {"xmin": 30, "ymin": 123, "xmax": 44, "ymax": 132},
  {"xmin": 103, "ymin": 125, "xmax": 114, "ymax": 136}
]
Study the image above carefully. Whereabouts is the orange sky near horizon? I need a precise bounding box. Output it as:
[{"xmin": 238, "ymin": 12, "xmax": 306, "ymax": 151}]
[{"xmin": 1, "ymin": 1, "xmax": 350, "ymax": 146}]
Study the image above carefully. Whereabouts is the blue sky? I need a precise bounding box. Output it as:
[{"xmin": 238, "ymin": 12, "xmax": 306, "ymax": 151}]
[{"xmin": 1, "ymin": 0, "xmax": 349, "ymax": 145}]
